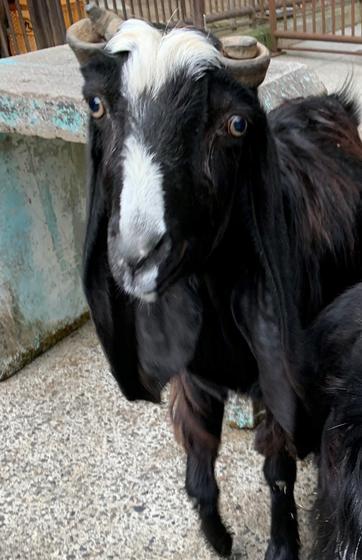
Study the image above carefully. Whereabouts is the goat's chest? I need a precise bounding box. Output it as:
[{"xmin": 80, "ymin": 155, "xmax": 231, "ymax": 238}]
[
  {"xmin": 135, "ymin": 278, "xmax": 202, "ymax": 383},
  {"xmin": 135, "ymin": 277, "xmax": 256, "ymax": 391}
]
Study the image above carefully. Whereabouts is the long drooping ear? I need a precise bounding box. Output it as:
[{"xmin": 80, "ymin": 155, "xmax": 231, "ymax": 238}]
[
  {"xmin": 83, "ymin": 124, "xmax": 161, "ymax": 403},
  {"xmin": 231, "ymin": 112, "xmax": 302, "ymax": 439}
]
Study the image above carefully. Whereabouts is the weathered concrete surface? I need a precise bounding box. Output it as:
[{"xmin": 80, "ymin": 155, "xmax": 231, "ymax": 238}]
[
  {"xmin": 0, "ymin": 45, "xmax": 325, "ymax": 143},
  {"xmin": 0, "ymin": 133, "xmax": 87, "ymax": 379},
  {"xmin": 0, "ymin": 321, "xmax": 317, "ymax": 560},
  {"xmin": 0, "ymin": 47, "xmax": 86, "ymax": 143}
]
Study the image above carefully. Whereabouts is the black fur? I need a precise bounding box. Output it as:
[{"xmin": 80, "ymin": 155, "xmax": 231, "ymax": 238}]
[
  {"xmin": 304, "ymin": 284, "xmax": 362, "ymax": 560},
  {"xmin": 79, "ymin": 34, "xmax": 362, "ymax": 558}
]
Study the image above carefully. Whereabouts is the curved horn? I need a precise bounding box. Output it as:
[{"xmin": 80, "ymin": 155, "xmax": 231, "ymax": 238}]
[
  {"xmin": 86, "ymin": 3, "xmax": 123, "ymax": 40},
  {"xmin": 66, "ymin": 4, "xmax": 123, "ymax": 65},
  {"xmin": 220, "ymin": 36, "xmax": 270, "ymax": 88}
]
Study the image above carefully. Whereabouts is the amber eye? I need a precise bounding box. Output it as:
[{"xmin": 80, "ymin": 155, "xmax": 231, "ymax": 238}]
[
  {"xmin": 227, "ymin": 115, "xmax": 247, "ymax": 137},
  {"xmin": 88, "ymin": 96, "xmax": 105, "ymax": 119}
]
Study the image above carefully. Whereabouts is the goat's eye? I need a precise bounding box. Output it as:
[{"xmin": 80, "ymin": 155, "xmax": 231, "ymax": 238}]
[
  {"xmin": 227, "ymin": 115, "xmax": 247, "ymax": 138},
  {"xmin": 88, "ymin": 96, "xmax": 105, "ymax": 119}
]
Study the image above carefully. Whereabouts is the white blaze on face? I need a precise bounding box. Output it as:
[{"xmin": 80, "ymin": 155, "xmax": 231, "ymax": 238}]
[
  {"xmin": 108, "ymin": 19, "xmax": 221, "ymax": 253},
  {"xmin": 120, "ymin": 134, "xmax": 166, "ymax": 258},
  {"xmin": 106, "ymin": 19, "xmax": 221, "ymax": 298}
]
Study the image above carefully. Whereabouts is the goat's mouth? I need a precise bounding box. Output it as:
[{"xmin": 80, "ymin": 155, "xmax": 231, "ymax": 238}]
[{"xmin": 120, "ymin": 241, "xmax": 189, "ymax": 302}]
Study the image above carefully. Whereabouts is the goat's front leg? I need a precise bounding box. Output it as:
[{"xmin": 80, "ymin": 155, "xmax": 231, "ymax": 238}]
[
  {"xmin": 170, "ymin": 371, "xmax": 232, "ymax": 557},
  {"xmin": 255, "ymin": 412, "xmax": 299, "ymax": 560}
]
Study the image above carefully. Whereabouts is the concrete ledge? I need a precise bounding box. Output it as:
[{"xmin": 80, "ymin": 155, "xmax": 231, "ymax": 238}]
[
  {"xmin": 0, "ymin": 47, "xmax": 86, "ymax": 143},
  {"xmin": 0, "ymin": 45, "xmax": 326, "ymax": 143},
  {"xmin": 0, "ymin": 132, "xmax": 87, "ymax": 380}
]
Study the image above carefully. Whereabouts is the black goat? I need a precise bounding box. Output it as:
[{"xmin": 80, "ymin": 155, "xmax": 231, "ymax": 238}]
[
  {"xmin": 69, "ymin": 16, "xmax": 362, "ymax": 559},
  {"xmin": 304, "ymin": 283, "xmax": 362, "ymax": 560}
]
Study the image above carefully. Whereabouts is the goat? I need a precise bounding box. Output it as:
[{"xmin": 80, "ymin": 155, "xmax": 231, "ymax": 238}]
[
  {"xmin": 67, "ymin": 10, "xmax": 362, "ymax": 559},
  {"xmin": 303, "ymin": 283, "xmax": 362, "ymax": 560}
]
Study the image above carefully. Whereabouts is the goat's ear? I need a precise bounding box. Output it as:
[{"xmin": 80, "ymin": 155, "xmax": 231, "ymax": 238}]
[
  {"xmin": 232, "ymin": 117, "xmax": 302, "ymax": 439},
  {"xmin": 232, "ymin": 280, "xmax": 299, "ymax": 438},
  {"xmin": 82, "ymin": 125, "xmax": 161, "ymax": 403}
]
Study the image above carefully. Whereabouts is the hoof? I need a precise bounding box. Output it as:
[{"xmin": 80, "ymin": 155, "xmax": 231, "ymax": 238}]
[
  {"xmin": 265, "ymin": 540, "xmax": 299, "ymax": 560},
  {"xmin": 201, "ymin": 514, "xmax": 233, "ymax": 557}
]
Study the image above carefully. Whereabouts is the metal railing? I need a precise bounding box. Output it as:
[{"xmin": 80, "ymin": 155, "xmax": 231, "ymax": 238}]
[
  {"xmin": 0, "ymin": 0, "xmax": 261, "ymax": 58},
  {"xmin": 93, "ymin": 0, "xmax": 257, "ymax": 27},
  {"xmin": 269, "ymin": 0, "xmax": 362, "ymax": 53}
]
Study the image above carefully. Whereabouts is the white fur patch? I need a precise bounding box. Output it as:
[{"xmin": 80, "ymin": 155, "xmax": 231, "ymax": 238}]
[
  {"xmin": 119, "ymin": 134, "xmax": 166, "ymax": 258},
  {"xmin": 106, "ymin": 19, "xmax": 221, "ymax": 102}
]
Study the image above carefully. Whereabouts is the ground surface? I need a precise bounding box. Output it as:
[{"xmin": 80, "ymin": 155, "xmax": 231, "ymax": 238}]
[
  {"xmin": 0, "ymin": 322, "xmax": 316, "ymax": 560},
  {"xmin": 2, "ymin": 49, "xmax": 362, "ymax": 559}
]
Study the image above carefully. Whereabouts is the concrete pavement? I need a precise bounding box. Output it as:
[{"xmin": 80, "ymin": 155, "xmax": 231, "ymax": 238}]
[{"xmin": 0, "ymin": 322, "xmax": 317, "ymax": 560}]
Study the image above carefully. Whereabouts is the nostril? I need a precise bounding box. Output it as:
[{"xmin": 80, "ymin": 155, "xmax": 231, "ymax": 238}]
[
  {"xmin": 135, "ymin": 234, "xmax": 169, "ymax": 272},
  {"xmin": 119, "ymin": 234, "xmax": 171, "ymax": 275}
]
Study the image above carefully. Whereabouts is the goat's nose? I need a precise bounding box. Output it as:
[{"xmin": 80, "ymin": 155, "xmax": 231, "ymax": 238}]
[{"xmin": 121, "ymin": 233, "xmax": 170, "ymax": 273}]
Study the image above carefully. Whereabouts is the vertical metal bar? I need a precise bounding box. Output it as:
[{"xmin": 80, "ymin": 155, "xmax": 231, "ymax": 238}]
[
  {"xmin": 193, "ymin": 0, "xmax": 205, "ymax": 24},
  {"xmin": 302, "ymin": 0, "xmax": 306, "ymax": 32},
  {"xmin": 153, "ymin": 0, "xmax": 160, "ymax": 21},
  {"xmin": 75, "ymin": 0, "xmax": 83, "ymax": 19},
  {"xmin": 340, "ymin": 0, "xmax": 345, "ymax": 35},
  {"xmin": 160, "ymin": 0, "xmax": 167, "ymax": 21},
  {"xmin": 65, "ymin": 0, "xmax": 74, "ymax": 25},
  {"xmin": 312, "ymin": 0, "xmax": 316, "ymax": 32},
  {"xmin": 189, "ymin": 0, "xmax": 194, "ymax": 19},
  {"xmin": 321, "ymin": 0, "xmax": 326, "ymax": 34},
  {"xmin": 119, "ymin": 0, "xmax": 128, "ymax": 18},
  {"xmin": 283, "ymin": 0, "xmax": 287, "ymax": 30},
  {"xmin": 103, "ymin": 0, "xmax": 109, "ymax": 9},
  {"xmin": 27, "ymin": 0, "xmax": 49, "ymax": 49},
  {"xmin": 135, "ymin": 0, "xmax": 144, "ymax": 17},
  {"xmin": 268, "ymin": 0, "xmax": 278, "ymax": 50},
  {"xmin": 50, "ymin": 0, "xmax": 67, "ymax": 44},
  {"xmin": 292, "ymin": 0, "xmax": 296, "ymax": 30},
  {"xmin": 167, "ymin": 0, "xmax": 173, "ymax": 19},
  {"xmin": 180, "ymin": 0, "xmax": 187, "ymax": 19},
  {"xmin": 331, "ymin": 0, "xmax": 336, "ymax": 33},
  {"xmin": 260, "ymin": 0, "xmax": 265, "ymax": 19},
  {"xmin": 15, "ymin": 0, "xmax": 32, "ymax": 51},
  {"xmin": 0, "ymin": 7, "xmax": 10, "ymax": 57},
  {"xmin": 351, "ymin": 0, "xmax": 355, "ymax": 36},
  {"xmin": 129, "ymin": 0, "xmax": 135, "ymax": 16},
  {"xmin": 2, "ymin": 0, "xmax": 20, "ymax": 54},
  {"xmin": 144, "ymin": 0, "xmax": 151, "ymax": 20}
]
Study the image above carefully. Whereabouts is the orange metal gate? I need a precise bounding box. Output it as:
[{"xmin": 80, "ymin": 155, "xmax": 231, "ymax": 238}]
[{"xmin": 269, "ymin": 0, "xmax": 362, "ymax": 54}]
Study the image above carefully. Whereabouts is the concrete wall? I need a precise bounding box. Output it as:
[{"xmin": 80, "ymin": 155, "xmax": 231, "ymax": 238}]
[{"xmin": 0, "ymin": 133, "xmax": 87, "ymax": 379}]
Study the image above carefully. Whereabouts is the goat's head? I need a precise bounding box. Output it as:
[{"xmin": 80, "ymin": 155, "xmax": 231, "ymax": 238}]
[{"xmin": 69, "ymin": 9, "xmax": 270, "ymax": 302}]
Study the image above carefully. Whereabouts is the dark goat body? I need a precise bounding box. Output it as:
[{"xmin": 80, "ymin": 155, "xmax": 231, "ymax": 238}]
[
  {"xmin": 79, "ymin": 23, "xmax": 362, "ymax": 558},
  {"xmin": 304, "ymin": 284, "xmax": 362, "ymax": 560}
]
